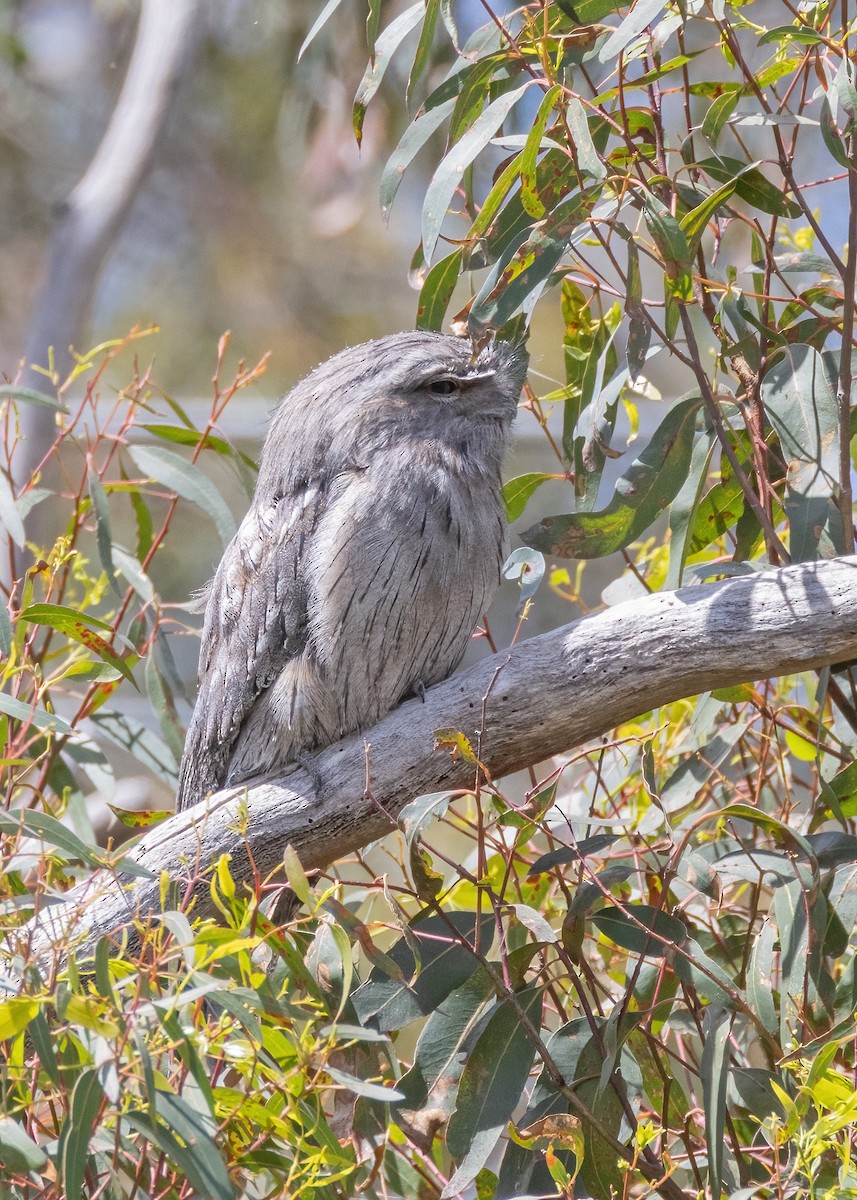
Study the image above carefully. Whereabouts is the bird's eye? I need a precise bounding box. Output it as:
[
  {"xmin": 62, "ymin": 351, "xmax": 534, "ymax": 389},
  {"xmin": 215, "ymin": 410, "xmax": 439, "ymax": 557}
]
[{"xmin": 429, "ymin": 378, "xmax": 459, "ymax": 395}]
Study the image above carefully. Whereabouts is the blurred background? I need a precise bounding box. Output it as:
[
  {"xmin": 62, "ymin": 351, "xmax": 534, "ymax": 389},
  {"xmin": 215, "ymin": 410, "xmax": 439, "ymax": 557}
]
[{"xmin": 0, "ymin": 0, "xmax": 613, "ymax": 613}]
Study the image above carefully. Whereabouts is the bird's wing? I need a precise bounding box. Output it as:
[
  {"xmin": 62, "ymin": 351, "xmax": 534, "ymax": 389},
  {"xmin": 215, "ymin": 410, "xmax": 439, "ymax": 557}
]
[{"xmin": 176, "ymin": 483, "xmax": 325, "ymax": 810}]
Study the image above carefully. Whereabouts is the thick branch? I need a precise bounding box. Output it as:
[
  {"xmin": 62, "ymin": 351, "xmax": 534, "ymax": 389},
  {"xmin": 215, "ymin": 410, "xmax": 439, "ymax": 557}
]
[{"xmin": 19, "ymin": 555, "xmax": 857, "ymax": 959}]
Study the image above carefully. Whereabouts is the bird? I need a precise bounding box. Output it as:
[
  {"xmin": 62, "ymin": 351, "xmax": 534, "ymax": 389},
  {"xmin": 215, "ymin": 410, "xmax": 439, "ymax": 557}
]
[{"xmin": 175, "ymin": 330, "xmax": 528, "ymax": 811}]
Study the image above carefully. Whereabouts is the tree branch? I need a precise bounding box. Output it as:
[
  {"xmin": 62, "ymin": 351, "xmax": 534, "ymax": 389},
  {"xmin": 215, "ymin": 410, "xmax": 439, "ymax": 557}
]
[
  {"xmin": 17, "ymin": 555, "xmax": 857, "ymax": 961},
  {"xmin": 14, "ymin": 0, "xmax": 199, "ymax": 485}
]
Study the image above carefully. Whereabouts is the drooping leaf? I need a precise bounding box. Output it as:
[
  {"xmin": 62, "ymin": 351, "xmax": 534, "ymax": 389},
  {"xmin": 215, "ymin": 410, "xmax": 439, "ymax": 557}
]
[
  {"xmin": 469, "ymin": 188, "xmax": 598, "ymax": 332},
  {"xmin": 591, "ymin": 903, "xmax": 688, "ymax": 958},
  {"xmin": 128, "ymin": 444, "xmax": 236, "ymax": 550},
  {"xmin": 407, "ymin": 0, "xmax": 440, "ymax": 102},
  {"xmin": 126, "ymin": 1096, "xmax": 236, "ymax": 1200},
  {"xmin": 598, "ymin": 0, "xmax": 666, "ymax": 62},
  {"xmin": 525, "ymin": 395, "xmax": 702, "ymax": 558},
  {"xmin": 422, "ymin": 81, "xmax": 532, "ymax": 263},
  {"xmin": 60, "ymin": 1069, "xmax": 104, "ymax": 1200},
  {"xmin": 760, "ymin": 344, "xmax": 842, "ymax": 560},
  {"xmin": 697, "ymin": 155, "xmax": 801, "ymax": 217},
  {"xmin": 520, "ymin": 85, "xmax": 562, "ymax": 217},
  {"xmin": 87, "ymin": 467, "xmax": 119, "ymax": 594},
  {"xmin": 0, "ymin": 691, "xmax": 73, "ymax": 734},
  {"xmin": 140, "ymin": 424, "xmax": 232, "ymax": 455},
  {"xmin": 700, "ymin": 1007, "xmax": 731, "ymax": 1199},
  {"xmin": 444, "ymin": 986, "xmax": 543, "ymax": 1198},
  {"xmin": 0, "ymin": 383, "xmax": 68, "ymax": 412},
  {"xmin": 352, "ymin": 911, "xmax": 495, "ymax": 1032},
  {"xmin": 0, "ymin": 470, "xmax": 24, "ymax": 548},
  {"xmin": 380, "ymin": 96, "xmax": 457, "ymax": 221},
  {"xmin": 416, "ymin": 249, "xmax": 463, "ymax": 330},
  {"xmin": 665, "ymin": 426, "xmax": 717, "ymax": 588},
  {"xmin": 566, "ymin": 96, "xmax": 605, "ymax": 180},
  {"xmin": 354, "ymin": 4, "xmax": 425, "ymax": 146},
  {"xmin": 395, "ymin": 966, "xmax": 494, "ymax": 1120},
  {"xmin": 0, "ymin": 1116, "xmax": 49, "ymax": 1172},
  {"xmin": 19, "ymin": 603, "xmax": 137, "ymax": 686},
  {"xmin": 297, "ymin": 0, "xmax": 347, "ymax": 60},
  {"xmin": 503, "ymin": 472, "xmax": 557, "ymax": 522}
]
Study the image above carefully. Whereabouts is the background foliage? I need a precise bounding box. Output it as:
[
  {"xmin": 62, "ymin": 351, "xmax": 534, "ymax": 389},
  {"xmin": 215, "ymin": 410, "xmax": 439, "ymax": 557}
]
[{"xmin": 3, "ymin": 1, "xmax": 857, "ymax": 1198}]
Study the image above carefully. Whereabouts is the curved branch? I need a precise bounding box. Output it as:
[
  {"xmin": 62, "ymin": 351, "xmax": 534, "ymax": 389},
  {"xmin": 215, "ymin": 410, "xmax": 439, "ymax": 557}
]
[{"xmin": 18, "ymin": 555, "xmax": 857, "ymax": 959}]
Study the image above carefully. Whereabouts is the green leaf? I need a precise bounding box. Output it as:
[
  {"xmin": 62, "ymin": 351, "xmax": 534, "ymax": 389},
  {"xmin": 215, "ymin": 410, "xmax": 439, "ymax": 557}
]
[
  {"xmin": 643, "ymin": 193, "xmax": 692, "ymax": 284},
  {"xmin": 772, "ymin": 251, "xmax": 837, "ymax": 275},
  {"xmin": 0, "ymin": 997, "xmax": 40, "ymax": 1040},
  {"xmin": 128, "ymin": 444, "xmax": 236, "ymax": 550},
  {"xmin": 0, "ymin": 383, "xmax": 68, "ymax": 412},
  {"xmin": 380, "ymin": 96, "xmax": 457, "ymax": 221},
  {"xmin": 353, "ymin": 3, "xmax": 424, "ymax": 146},
  {"xmin": 503, "ymin": 472, "xmax": 556, "ymax": 522},
  {"xmin": 366, "ymin": 0, "xmax": 381, "ymax": 58},
  {"xmin": 91, "ymin": 708, "xmax": 178, "ymax": 783},
  {"xmin": 0, "ymin": 604, "xmax": 11, "ymax": 657},
  {"xmin": 0, "ymin": 808, "xmax": 100, "ymax": 865},
  {"xmin": 567, "ymin": 96, "xmax": 605, "ymax": 180},
  {"xmin": 575, "ymin": 1032, "xmax": 636, "ymax": 1200},
  {"xmin": 444, "ymin": 987, "xmax": 543, "ymax": 1197},
  {"xmin": 112, "ymin": 545, "xmax": 155, "ymax": 604},
  {"xmin": 0, "ymin": 470, "xmax": 24, "ymax": 548},
  {"xmin": 397, "ymin": 793, "xmax": 451, "ymax": 899},
  {"xmin": 665, "ymin": 426, "xmax": 717, "ymax": 588},
  {"xmin": 61, "ymin": 1069, "xmax": 104, "ymax": 1200},
  {"xmin": 672, "ymin": 938, "xmax": 736, "ymax": 1007},
  {"xmin": 598, "ymin": 0, "xmax": 666, "ymax": 62},
  {"xmin": 758, "ymin": 24, "xmax": 827, "ymax": 45},
  {"xmin": 0, "ymin": 691, "xmax": 73, "ymax": 734},
  {"xmin": 0, "ymin": 1116, "xmax": 49, "ymax": 1172},
  {"xmin": 297, "ymin": 0, "xmax": 346, "ymax": 60},
  {"xmin": 659, "ymin": 725, "xmax": 746, "ymax": 813},
  {"xmin": 422, "ymin": 81, "xmax": 532, "ymax": 262},
  {"xmin": 821, "ymin": 94, "xmax": 850, "ymax": 169},
  {"xmin": 624, "ymin": 235, "xmax": 650, "ymax": 383},
  {"xmin": 520, "ymin": 85, "xmax": 562, "ymax": 217},
  {"xmin": 701, "ymin": 89, "xmax": 741, "ymax": 145},
  {"xmin": 140, "ymin": 424, "xmax": 232, "ymax": 455},
  {"xmin": 87, "ymin": 468, "xmax": 119, "ymax": 594},
  {"xmin": 416, "ymin": 249, "xmax": 463, "ymax": 330},
  {"xmin": 326, "ymin": 1065, "xmax": 405, "ymax": 1102},
  {"xmin": 560, "ymin": 0, "xmax": 623, "ymax": 19},
  {"xmin": 407, "ymin": 0, "xmax": 440, "ymax": 102},
  {"xmin": 145, "ymin": 651, "xmax": 185, "ymax": 763},
  {"xmin": 528, "ymin": 834, "xmax": 619, "ymax": 875},
  {"xmin": 126, "ymin": 1098, "xmax": 236, "ymax": 1200},
  {"xmin": 591, "ymin": 904, "xmax": 688, "ymax": 957},
  {"xmin": 19, "ymin": 603, "xmax": 137, "ymax": 686},
  {"xmin": 469, "ymin": 189, "xmax": 597, "ymax": 332},
  {"xmin": 351, "ymin": 911, "xmax": 495, "ymax": 1032},
  {"xmin": 679, "ymin": 177, "xmax": 739, "ymax": 252},
  {"xmin": 697, "ymin": 155, "xmax": 801, "ymax": 217},
  {"xmin": 747, "ymin": 919, "xmax": 778, "ymax": 1033},
  {"xmin": 524, "ymin": 395, "xmax": 702, "ymax": 558},
  {"xmin": 761, "ymin": 344, "xmax": 842, "ymax": 561},
  {"xmin": 700, "ymin": 1007, "xmax": 731, "ymax": 1199}
]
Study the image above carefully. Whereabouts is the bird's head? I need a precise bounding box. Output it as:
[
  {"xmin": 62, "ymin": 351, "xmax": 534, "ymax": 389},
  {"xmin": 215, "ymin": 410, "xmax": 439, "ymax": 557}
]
[{"xmin": 262, "ymin": 331, "xmax": 529, "ymax": 482}]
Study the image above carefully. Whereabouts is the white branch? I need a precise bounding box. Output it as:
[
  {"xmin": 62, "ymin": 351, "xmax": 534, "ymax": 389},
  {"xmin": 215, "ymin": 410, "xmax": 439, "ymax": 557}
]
[
  {"xmin": 15, "ymin": 0, "xmax": 199, "ymax": 482},
  {"xmin": 17, "ymin": 555, "xmax": 857, "ymax": 961}
]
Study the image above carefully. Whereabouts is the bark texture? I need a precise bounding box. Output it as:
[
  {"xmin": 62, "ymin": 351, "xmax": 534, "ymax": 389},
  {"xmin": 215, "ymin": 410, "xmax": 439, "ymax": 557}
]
[{"xmin": 17, "ymin": 555, "xmax": 857, "ymax": 962}]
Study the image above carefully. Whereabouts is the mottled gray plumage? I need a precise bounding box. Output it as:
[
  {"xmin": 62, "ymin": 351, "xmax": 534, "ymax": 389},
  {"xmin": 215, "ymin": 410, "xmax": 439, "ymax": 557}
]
[{"xmin": 176, "ymin": 331, "xmax": 528, "ymax": 811}]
